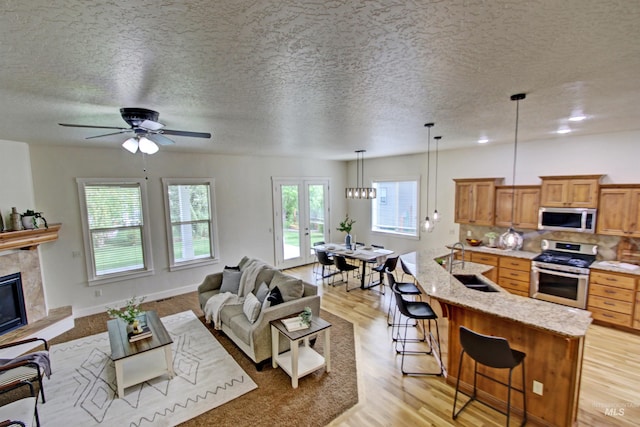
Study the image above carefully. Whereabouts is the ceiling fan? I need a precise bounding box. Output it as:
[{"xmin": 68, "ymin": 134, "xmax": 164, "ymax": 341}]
[{"xmin": 59, "ymin": 107, "xmax": 212, "ymax": 154}]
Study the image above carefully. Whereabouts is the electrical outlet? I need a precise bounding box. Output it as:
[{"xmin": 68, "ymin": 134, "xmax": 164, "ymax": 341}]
[
  {"xmin": 72, "ymin": 251, "xmax": 81, "ymax": 258},
  {"xmin": 94, "ymin": 289, "xmax": 102, "ymax": 297},
  {"xmin": 533, "ymin": 380, "xmax": 543, "ymax": 395}
]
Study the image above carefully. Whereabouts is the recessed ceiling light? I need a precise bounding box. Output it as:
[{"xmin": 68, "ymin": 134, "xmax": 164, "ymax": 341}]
[
  {"xmin": 568, "ymin": 115, "xmax": 587, "ymax": 122},
  {"xmin": 556, "ymin": 127, "xmax": 571, "ymax": 134},
  {"xmin": 477, "ymin": 138, "xmax": 489, "ymax": 144}
]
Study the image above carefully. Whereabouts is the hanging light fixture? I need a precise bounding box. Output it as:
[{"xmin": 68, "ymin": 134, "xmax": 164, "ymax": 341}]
[
  {"xmin": 345, "ymin": 150, "xmax": 376, "ymax": 199},
  {"xmin": 122, "ymin": 135, "xmax": 159, "ymax": 155},
  {"xmin": 433, "ymin": 135, "xmax": 442, "ymax": 224},
  {"xmin": 421, "ymin": 123, "xmax": 434, "ymax": 232},
  {"xmin": 500, "ymin": 93, "xmax": 526, "ymax": 250}
]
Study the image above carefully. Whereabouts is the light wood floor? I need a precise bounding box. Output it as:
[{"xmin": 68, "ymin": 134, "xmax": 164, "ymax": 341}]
[{"xmin": 284, "ymin": 264, "xmax": 640, "ymax": 426}]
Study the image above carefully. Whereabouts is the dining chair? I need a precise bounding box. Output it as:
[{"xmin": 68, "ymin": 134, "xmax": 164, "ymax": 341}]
[
  {"xmin": 334, "ymin": 255, "xmax": 360, "ymax": 291},
  {"xmin": 312, "ymin": 241, "xmax": 326, "ymax": 278},
  {"xmin": 315, "ymin": 249, "xmax": 336, "ymax": 285},
  {"xmin": 452, "ymin": 326, "xmax": 527, "ymax": 426},
  {"xmin": 368, "ymin": 255, "xmax": 399, "ymax": 293}
]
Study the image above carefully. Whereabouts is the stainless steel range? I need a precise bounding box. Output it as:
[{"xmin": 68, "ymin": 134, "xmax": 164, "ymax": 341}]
[{"xmin": 530, "ymin": 239, "xmax": 598, "ymax": 309}]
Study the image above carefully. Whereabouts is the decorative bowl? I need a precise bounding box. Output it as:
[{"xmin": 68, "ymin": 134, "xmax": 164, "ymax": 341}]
[{"xmin": 466, "ymin": 238, "xmax": 483, "ymax": 247}]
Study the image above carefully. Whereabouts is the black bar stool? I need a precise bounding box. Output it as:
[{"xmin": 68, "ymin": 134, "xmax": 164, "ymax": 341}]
[
  {"xmin": 390, "ymin": 283, "xmax": 443, "ymax": 376},
  {"xmin": 385, "ymin": 271, "xmax": 422, "ymax": 333},
  {"xmin": 452, "ymin": 326, "xmax": 527, "ymax": 426}
]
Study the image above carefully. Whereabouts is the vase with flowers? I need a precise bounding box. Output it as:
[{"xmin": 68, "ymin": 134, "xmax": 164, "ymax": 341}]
[
  {"xmin": 106, "ymin": 296, "xmax": 146, "ymax": 334},
  {"xmin": 337, "ymin": 214, "xmax": 356, "ymax": 249}
]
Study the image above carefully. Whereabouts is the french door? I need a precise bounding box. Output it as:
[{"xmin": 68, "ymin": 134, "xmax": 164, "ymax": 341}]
[{"xmin": 272, "ymin": 178, "xmax": 330, "ymax": 269}]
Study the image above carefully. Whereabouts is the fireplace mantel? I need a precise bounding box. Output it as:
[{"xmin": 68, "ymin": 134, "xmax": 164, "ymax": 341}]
[{"xmin": 0, "ymin": 223, "xmax": 61, "ymax": 251}]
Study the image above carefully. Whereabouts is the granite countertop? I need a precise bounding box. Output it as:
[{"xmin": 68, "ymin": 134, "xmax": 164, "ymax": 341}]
[
  {"xmin": 450, "ymin": 243, "xmax": 538, "ymax": 260},
  {"xmin": 590, "ymin": 260, "xmax": 640, "ymax": 276},
  {"xmin": 400, "ymin": 248, "xmax": 592, "ymax": 338}
]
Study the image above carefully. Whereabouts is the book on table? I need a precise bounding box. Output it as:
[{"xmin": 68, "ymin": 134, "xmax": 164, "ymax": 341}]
[
  {"xmin": 282, "ymin": 317, "xmax": 310, "ymax": 332},
  {"xmin": 128, "ymin": 325, "xmax": 153, "ymax": 342}
]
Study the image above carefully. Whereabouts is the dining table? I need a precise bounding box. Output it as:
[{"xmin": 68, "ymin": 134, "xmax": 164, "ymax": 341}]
[{"xmin": 314, "ymin": 243, "xmax": 394, "ymax": 290}]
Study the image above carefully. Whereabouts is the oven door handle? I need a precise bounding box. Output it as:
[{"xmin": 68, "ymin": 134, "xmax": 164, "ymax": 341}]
[{"xmin": 532, "ymin": 266, "xmax": 587, "ymax": 279}]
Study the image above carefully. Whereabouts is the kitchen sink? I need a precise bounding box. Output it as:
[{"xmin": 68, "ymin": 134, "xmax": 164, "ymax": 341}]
[{"xmin": 453, "ymin": 274, "xmax": 499, "ymax": 292}]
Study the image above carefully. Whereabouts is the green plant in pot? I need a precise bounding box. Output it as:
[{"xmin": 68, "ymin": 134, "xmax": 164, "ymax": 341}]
[
  {"xmin": 485, "ymin": 232, "xmax": 499, "ymax": 247},
  {"xmin": 20, "ymin": 209, "xmax": 48, "ymax": 230},
  {"xmin": 337, "ymin": 214, "xmax": 356, "ymax": 248},
  {"xmin": 299, "ymin": 306, "xmax": 312, "ymax": 327},
  {"xmin": 106, "ymin": 296, "xmax": 146, "ymax": 332}
]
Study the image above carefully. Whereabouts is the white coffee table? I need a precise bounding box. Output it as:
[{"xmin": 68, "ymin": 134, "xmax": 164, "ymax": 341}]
[
  {"xmin": 107, "ymin": 310, "xmax": 174, "ymax": 398},
  {"xmin": 270, "ymin": 316, "xmax": 331, "ymax": 388}
]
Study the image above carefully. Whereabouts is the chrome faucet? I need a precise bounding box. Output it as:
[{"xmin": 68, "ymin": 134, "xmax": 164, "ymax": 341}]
[{"xmin": 448, "ymin": 242, "xmax": 465, "ymax": 273}]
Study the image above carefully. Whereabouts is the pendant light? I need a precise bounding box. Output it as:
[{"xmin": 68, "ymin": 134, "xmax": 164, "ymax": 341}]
[
  {"xmin": 432, "ymin": 135, "xmax": 442, "ymax": 223},
  {"xmin": 421, "ymin": 123, "xmax": 434, "ymax": 232},
  {"xmin": 500, "ymin": 93, "xmax": 526, "ymax": 250},
  {"xmin": 345, "ymin": 150, "xmax": 376, "ymax": 199}
]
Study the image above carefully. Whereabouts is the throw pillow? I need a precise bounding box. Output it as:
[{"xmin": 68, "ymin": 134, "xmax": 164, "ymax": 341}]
[
  {"xmin": 266, "ymin": 286, "xmax": 284, "ymax": 306},
  {"xmin": 255, "ymin": 282, "xmax": 270, "ymax": 303},
  {"xmin": 243, "ymin": 292, "xmax": 262, "ymax": 323},
  {"xmin": 270, "ymin": 270, "xmax": 304, "ymax": 302},
  {"xmin": 220, "ymin": 268, "xmax": 242, "ymax": 294},
  {"xmin": 224, "ymin": 265, "xmax": 240, "ymax": 270}
]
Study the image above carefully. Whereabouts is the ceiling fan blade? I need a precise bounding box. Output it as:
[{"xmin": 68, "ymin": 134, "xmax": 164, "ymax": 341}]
[
  {"xmin": 85, "ymin": 130, "xmax": 133, "ymax": 139},
  {"xmin": 146, "ymin": 133, "xmax": 175, "ymax": 146},
  {"xmin": 59, "ymin": 123, "xmax": 128, "ymax": 130},
  {"xmin": 161, "ymin": 129, "xmax": 212, "ymax": 139},
  {"xmin": 139, "ymin": 119, "xmax": 164, "ymax": 131}
]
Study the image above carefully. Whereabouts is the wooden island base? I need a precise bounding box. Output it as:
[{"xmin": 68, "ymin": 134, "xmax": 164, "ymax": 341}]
[{"xmin": 441, "ymin": 302, "xmax": 584, "ymax": 427}]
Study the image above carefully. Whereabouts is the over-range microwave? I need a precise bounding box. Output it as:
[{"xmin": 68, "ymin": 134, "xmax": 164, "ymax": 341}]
[{"xmin": 538, "ymin": 207, "xmax": 597, "ymax": 233}]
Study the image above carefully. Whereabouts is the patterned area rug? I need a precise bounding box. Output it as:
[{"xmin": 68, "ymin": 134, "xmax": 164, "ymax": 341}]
[{"xmin": 38, "ymin": 310, "xmax": 257, "ymax": 426}]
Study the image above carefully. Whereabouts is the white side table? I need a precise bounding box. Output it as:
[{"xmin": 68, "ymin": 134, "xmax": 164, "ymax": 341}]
[{"xmin": 270, "ymin": 317, "xmax": 331, "ymax": 388}]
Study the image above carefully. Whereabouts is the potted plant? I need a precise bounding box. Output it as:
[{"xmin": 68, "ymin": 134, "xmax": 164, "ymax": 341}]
[
  {"xmin": 485, "ymin": 232, "xmax": 499, "ymax": 247},
  {"xmin": 337, "ymin": 214, "xmax": 356, "ymax": 248},
  {"xmin": 20, "ymin": 210, "xmax": 48, "ymax": 230},
  {"xmin": 299, "ymin": 306, "xmax": 312, "ymax": 327},
  {"xmin": 106, "ymin": 296, "xmax": 146, "ymax": 333}
]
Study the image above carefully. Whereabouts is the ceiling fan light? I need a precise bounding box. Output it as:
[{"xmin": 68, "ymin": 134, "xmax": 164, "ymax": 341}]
[
  {"xmin": 122, "ymin": 137, "xmax": 139, "ymax": 153},
  {"xmin": 138, "ymin": 136, "xmax": 159, "ymax": 154}
]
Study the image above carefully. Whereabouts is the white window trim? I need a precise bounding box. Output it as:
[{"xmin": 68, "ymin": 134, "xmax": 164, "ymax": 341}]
[
  {"xmin": 371, "ymin": 175, "xmax": 421, "ymax": 240},
  {"xmin": 76, "ymin": 177, "xmax": 155, "ymax": 286},
  {"xmin": 162, "ymin": 177, "xmax": 220, "ymax": 271}
]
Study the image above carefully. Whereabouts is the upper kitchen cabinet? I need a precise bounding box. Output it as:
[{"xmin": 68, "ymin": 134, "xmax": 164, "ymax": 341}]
[
  {"xmin": 597, "ymin": 185, "xmax": 640, "ymax": 237},
  {"xmin": 495, "ymin": 185, "xmax": 541, "ymax": 229},
  {"xmin": 454, "ymin": 178, "xmax": 503, "ymax": 226},
  {"xmin": 539, "ymin": 175, "xmax": 603, "ymax": 208}
]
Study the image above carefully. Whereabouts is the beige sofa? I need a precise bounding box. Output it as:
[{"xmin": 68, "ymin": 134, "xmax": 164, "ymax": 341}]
[{"xmin": 197, "ymin": 257, "xmax": 320, "ymax": 368}]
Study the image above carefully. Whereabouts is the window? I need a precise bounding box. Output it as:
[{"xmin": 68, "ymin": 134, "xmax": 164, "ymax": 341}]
[
  {"xmin": 371, "ymin": 178, "xmax": 419, "ymax": 237},
  {"xmin": 77, "ymin": 178, "xmax": 154, "ymax": 285},
  {"xmin": 162, "ymin": 178, "xmax": 219, "ymax": 270}
]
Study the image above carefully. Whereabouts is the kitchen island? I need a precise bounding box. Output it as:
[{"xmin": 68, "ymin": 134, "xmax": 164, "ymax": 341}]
[{"xmin": 401, "ymin": 248, "xmax": 592, "ymax": 427}]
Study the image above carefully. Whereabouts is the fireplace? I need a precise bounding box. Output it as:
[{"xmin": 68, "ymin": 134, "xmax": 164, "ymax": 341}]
[{"xmin": 0, "ymin": 272, "xmax": 27, "ymax": 335}]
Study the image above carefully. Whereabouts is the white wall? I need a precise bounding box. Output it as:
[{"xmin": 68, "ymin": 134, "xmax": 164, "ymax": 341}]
[
  {"xmin": 27, "ymin": 145, "xmax": 346, "ymax": 315},
  {"xmin": 0, "ymin": 140, "xmax": 36, "ymax": 226},
  {"xmin": 347, "ymin": 129, "xmax": 640, "ymax": 253}
]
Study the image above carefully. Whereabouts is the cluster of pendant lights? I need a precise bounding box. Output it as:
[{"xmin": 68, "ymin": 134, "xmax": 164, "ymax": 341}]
[
  {"xmin": 122, "ymin": 135, "xmax": 160, "ymax": 155},
  {"xmin": 421, "ymin": 123, "xmax": 443, "ymax": 232},
  {"xmin": 345, "ymin": 149, "xmax": 377, "ymax": 199}
]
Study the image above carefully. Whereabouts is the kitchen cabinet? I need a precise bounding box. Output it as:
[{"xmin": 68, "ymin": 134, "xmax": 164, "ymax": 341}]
[
  {"xmin": 588, "ymin": 270, "xmax": 637, "ymax": 327},
  {"xmin": 454, "ymin": 178, "xmax": 503, "ymax": 226},
  {"xmin": 498, "ymin": 256, "xmax": 531, "ymax": 297},
  {"xmin": 470, "ymin": 252, "xmax": 498, "ymax": 282},
  {"xmin": 539, "ymin": 175, "xmax": 603, "ymax": 208},
  {"xmin": 495, "ymin": 186, "xmax": 541, "ymax": 229},
  {"xmin": 597, "ymin": 185, "xmax": 640, "ymax": 237}
]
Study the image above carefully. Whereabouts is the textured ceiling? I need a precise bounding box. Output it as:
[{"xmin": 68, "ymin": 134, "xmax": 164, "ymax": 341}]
[{"xmin": 1, "ymin": 0, "xmax": 639, "ymax": 160}]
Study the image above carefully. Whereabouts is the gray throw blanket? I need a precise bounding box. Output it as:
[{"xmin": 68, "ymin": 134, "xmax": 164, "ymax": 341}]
[{"xmin": 0, "ymin": 350, "xmax": 51, "ymax": 379}]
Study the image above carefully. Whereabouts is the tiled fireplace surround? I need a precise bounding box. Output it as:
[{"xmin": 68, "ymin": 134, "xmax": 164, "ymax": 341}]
[{"xmin": 0, "ymin": 249, "xmax": 47, "ymax": 324}]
